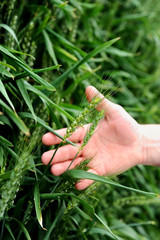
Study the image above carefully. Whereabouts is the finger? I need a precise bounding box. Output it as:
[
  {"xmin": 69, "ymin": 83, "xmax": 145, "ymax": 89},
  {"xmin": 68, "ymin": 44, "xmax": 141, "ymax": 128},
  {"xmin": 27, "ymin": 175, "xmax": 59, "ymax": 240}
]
[
  {"xmin": 85, "ymin": 86, "xmax": 127, "ymax": 120},
  {"xmin": 75, "ymin": 168, "xmax": 98, "ymax": 190},
  {"xmin": 41, "ymin": 143, "xmax": 81, "ymax": 165},
  {"xmin": 51, "ymin": 157, "xmax": 83, "ymax": 176},
  {"xmin": 42, "ymin": 124, "xmax": 90, "ymax": 146}
]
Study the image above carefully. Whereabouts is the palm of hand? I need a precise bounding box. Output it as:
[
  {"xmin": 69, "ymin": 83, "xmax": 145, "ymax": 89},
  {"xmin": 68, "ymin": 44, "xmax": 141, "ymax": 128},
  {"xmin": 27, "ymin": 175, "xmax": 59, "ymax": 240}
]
[
  {"xmin": 81, "ymin": 112, "xmax": 142, "ymax": 177},
  {"xmin": 42, "ymin": 86, "xmax": 143, "ymax": 190}
]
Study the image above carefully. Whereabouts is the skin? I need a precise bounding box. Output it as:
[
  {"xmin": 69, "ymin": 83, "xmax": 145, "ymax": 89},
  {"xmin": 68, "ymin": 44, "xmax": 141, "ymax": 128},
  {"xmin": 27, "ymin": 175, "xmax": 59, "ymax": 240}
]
[{"xmin": 41, "ymin": 86, "xmax": 160, "ymax": 190}]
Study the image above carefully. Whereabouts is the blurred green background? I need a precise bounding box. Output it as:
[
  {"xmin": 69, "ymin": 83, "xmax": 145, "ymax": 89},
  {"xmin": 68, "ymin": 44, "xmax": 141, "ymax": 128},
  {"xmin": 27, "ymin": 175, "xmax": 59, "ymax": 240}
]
[{"xmin": 0, "ymin": 0, "xmax": 160, "ymax": 239}]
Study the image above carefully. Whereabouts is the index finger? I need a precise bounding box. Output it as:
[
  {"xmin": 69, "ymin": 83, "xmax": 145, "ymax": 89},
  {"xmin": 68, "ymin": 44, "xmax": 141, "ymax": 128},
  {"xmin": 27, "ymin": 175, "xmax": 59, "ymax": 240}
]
[
  {"xmin": 42, "ymin": 124, "xmax": 90, "ymax": 146},
  {"xmin": 85, "ymin": 86, "xmax": 128, "ymax": 120}
]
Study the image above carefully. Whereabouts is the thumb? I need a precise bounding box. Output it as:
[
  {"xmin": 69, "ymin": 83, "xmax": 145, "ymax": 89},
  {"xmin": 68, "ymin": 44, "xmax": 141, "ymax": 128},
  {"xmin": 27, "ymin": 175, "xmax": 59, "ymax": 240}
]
[{"xmin": 85, "ymin": 86, "xmax": 127, "ymax": 120}]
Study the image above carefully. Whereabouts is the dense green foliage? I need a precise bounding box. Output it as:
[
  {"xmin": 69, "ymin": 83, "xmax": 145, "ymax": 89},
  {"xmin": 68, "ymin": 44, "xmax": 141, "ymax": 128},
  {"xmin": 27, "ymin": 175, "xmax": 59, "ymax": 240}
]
[{"xmin": 0, "ymin": 0, "xmax": 160, "ymax": 239}]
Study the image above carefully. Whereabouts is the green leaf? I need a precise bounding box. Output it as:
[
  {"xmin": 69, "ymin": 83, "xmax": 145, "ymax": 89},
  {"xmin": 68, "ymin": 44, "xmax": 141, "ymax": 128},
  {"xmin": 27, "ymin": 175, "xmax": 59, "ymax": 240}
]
[
  {"xmin": 75, "ymin": 206, "xmax": 92, "ymax": 220},
  {"xmin": 45, "ymin": 30, "xmax": 92, "ymax": 73},
  {"xmin": 0, "ymin": 45, "xmax": 55, "ymax": 91},
  {"xmin": 94, "ymin": 213, "xmax": 120, "ymax": 240},
  {"xmin": 44, "ymin": 201, "xmax": 65, "ymax": 240},
  {"xmin": 52, "ymin": 37, "xmax": 120, "ymax": 87},
  {"xmin": 0, "ymin": 115, "xmax": 12, "ymax": 128},
  {"xmin": 9, "ymin": 49, "xmax": 35, "ymax": 59},
  {"xmin": 60, "ymin": 103, "xmax": 82, "ymax": 115},
  {"xmin": 46, "ymin": 27, "xmax": 86, "ymax": 56},
  {"xmin": 43, "ymin": 30, "xmax": 58, "ymax": 65},
  {"xmin": 16, "ymin": 61, "xmax": 56, "ymax": 91},
  {"xmin": 0, "ymin": 99, "xmax": 30, "ymax": 136},
  {"xmin": 0, "ymin": 141, "xmax": 18, "ymax": 159},
  {"xmin": 5, "ymin": 83, "xmax": 22, "ymax": 103},
  {"xmin": 0, "ymin": 61, "xmax": 16, "ymax": 71},
  {"xmin": 0, "ymin": 171, "xmax": 11, "ymax": 182},
  {"xmin": 40, "ymin": 192, "xmax": 119, "ymax": 239},
  {"xmin": 3, "ymin": 65, "xmax": 61, "ymax": 82},
  {"xmin": 17, "ymin": 79, "xmax": 37, "ymax": 121},
  {"xmin": 114, "ymin": 13, "xmax": 148, "ymax": 23},
  {"xmin": 69, "ymin": 215, "xmax": 88, "ymax": 240},
  {"xmin": 0, "ymin": 79, "xmax": 15, "ymax": 110},
  {"xmin": 0, "ymin": 146, "xmax": 4, "ymax": 170},
  {"xmin": 0, "ymin": 45, "xmax": 24, "ymax": 64},
  {"xmin": 65, "ymin": 170, "xmax": 158, "ymax": 197},
  {"xmin": 11, "ymin": 218, "xmax": 31, "ymax": 240},
  {"xmin": 110, "ymin": 220, "xmax": 142, "ymax": 240},
  {"xmin": 19, "ymin": 112, "xmax": 78, "ymax": 147},
  {"xmin": 24, "ymin": 81, "xmax": 74, "ymax": 122},
  {"xmin": 0, "ymin": 136, "xmax": 13, "ymax": 147},
  {"xmin": 50, "ymin": 0, "xmax": 75, "ymax": 13},
  {"xmin": 106, "ymin": 47, "xmax": 135, "ymax": 57},
  {"xmin": 0, "ymin": 24, "xmax": 19, "ymax": 46},
  {"xmin": 40, "ymin": 192, "xmax": 94, "ymax": 212},
  {"xmin": 0, "ymin": 64, "xmax": 14, "ymax": 78},
  {"xmin": 35, "ymin": 12, "xmax": 51, "ymax": 37},
  {"xmin": 55, "ymin": 45, "xmax": 78, "ymax": 61},
  {"xmin": 34, "ymin": 183, "xmax": 46, "ymax": 230},
  {"xmin": 5, "ymin": 223, "xmax": 16, "ymax": 240}
]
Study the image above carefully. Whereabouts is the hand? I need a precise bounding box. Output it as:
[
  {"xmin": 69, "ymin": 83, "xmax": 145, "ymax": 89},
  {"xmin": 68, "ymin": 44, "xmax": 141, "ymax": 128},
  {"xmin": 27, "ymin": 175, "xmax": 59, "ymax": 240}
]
[{"xmin": 41, "ymin": 86, "xmax": 144, "ymax": 190}]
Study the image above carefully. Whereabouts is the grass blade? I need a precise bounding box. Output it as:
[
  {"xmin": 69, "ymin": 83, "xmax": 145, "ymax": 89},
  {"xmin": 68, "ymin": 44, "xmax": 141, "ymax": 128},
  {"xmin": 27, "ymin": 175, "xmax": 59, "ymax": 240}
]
[
  {"xmin": 0, "ymin": 64, "xmax": 14, "ymax": 78},
  {"xmin": 0, "ymin": 60, "xmax": 16, "ymax": 71},
  {"xmin": 106, "ymin": 47, "xmax": 135, "ymax": 57},
  {"xmin": 17, "ymin": 79, "xmax": 37, "ymax": 121},
  {"xmin": 50, "ymin": 0, "xmax": 75, "ymax": 13},
  {"xmin": 65, "ymin": 170, "xmax": 158, "ymax": 197},
  {"xmin": 12, "ymin": 218, "xmax": 31, "ymax": 240},
  {"xmin": 0, "ymin": 99, "xmax": 30, "ymax": 136},
  {"xmin": 24, "ymin": 81, "xmax": 74, "ymax": 121},
  {"xmin": 40, "ymin": 192, "xmax": 94, "ymax": 212},
  {"xmin": 0, "ymin": 136, "xmax": 13, "ymax": 147},
  {"xmin": 9, "ymin": 49, "xmax": 35, "ymax": 59},
  {"xmin": 0, "ymin": 146, "xmax": 4, "ymax": 171},
  {"xmin": 34, "ymin": 183, "xmax": 46, "ymax": 230},
  {"xmin": 46, "ymin": 27, "xmax": 86, "ymax": 56},
  {"xmin": 16, "ymin": 61, "xmax": 56, "ymax": 91},
  {"xmin": 3, "ymin": 65, "xmax": 61, "ymax": 83},
  {"xmin": 94, "ymin": 213, "xmax": 120, "ymax": 240},
  {"xmin": 5, "ymin": 224, "xmax": 16, "ymax": 240},
  {"xmin": 0, "ymin": 141, "xmax": 18, "ymax": 159},
  {"xmin": 0, "ymin": 115, "xmax": 12, "ymax": 128},
  {"xmin": 0, "ymin": 79, "xmax": 15, "ymax": 110},
  {"xmin": 0, "ymin": 24, "xmax": 19, "ymax": 46},
  {"xmin": 55, "ymin": 45, "xmax": 78, "ymax": 61},
  {"xmin": 19, "ymin": 112, "xmax": 78, "ymax": 147},
  {"xmin": 44, "ymin": 201, "xmax": 65, "ymax": 240},
  {"xmin": 43, "ymin": 29, "xmax": 58, "ymax": 65},
  {"xmin": 0, "ymin": 45, "xmax": 24, "ymax": 64},
  {"xmin": 41, "ymin": 192, "xmax": 119, "ymax": 239},
  {"xmin": 52, "ymin": 37, "xmax": 120, "ymax": 87},
  {"xmin": 0, "ymin": 45, "xmax": 55, "ymax": 91}
]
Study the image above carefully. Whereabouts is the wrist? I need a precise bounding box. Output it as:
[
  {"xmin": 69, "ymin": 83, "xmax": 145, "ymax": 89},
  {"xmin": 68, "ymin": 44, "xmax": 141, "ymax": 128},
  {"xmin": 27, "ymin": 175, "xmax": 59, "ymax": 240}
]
[{"xmin": 140, "ymin": 124, "xmax": 160, "ymax": 166}]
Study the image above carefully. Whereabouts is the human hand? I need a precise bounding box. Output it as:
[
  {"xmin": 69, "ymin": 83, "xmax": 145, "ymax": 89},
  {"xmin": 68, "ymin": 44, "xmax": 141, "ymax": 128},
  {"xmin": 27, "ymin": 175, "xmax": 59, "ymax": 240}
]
[{"xmin": 41, "ymin": 86, "xmax": 144, "ymax": 190}]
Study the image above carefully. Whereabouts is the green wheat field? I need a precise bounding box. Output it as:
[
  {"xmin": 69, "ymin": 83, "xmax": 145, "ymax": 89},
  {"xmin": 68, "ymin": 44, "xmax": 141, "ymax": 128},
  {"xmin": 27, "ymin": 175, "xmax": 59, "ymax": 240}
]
[{"xmin": 0, "ymin": 0, "xmax": 160, "ymax": 239}]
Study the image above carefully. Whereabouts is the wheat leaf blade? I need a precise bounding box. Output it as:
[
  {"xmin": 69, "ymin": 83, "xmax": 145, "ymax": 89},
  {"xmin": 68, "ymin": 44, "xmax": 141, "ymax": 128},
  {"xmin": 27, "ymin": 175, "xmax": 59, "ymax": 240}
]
[
  {"xmin": 19, "ymin": 112, "xmax": 78, "ymax": 147},
  {"xmin": 0, "ymin": 24, "xmax": 19, "ymax": 46},
  {"xmin": 43, "ymin": 29, "xmax": 58, "ymax": 65},
  {"xmin": 24, "ymin": 81, "xmax": 74, "ymax": 121},
  {"xmin": 52, "ymin": 37, "xmax": 120, "ymax": 87},
  {"xmin": 17, "ymin": 80, "xmax": 37, "ymax": 122},
  {"xmin": 0, "ymin": 99, "xmax": 30, "ymax": 136},
  {"xmin": 66, "ymin": 170, "xmax": 158, "ymax": 197},
  {"xmin": 34, "ymin": 183, "xmax": 46, "ymax": 230},
  {"xmin": 0, "ymin": 79, "xmax": 15, "ymax": 110}
]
